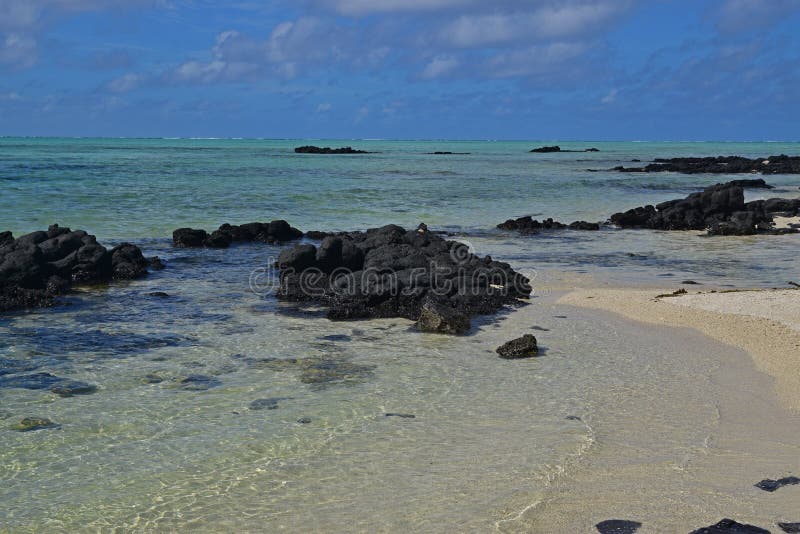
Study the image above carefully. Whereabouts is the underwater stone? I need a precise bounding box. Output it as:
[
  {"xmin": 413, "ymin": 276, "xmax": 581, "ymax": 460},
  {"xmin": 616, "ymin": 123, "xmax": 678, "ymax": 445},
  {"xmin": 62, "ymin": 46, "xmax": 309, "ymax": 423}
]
[
  {"xmin": 178, "ymin": 374, "xmax": 221, "ymax": 391},
  {"xmin": 50, "ymin": 380, "xmax": 97, "ymax": 397},
  {"xmin": 13, "ymin": 417, "xmax": 59, "ymax": 432}
]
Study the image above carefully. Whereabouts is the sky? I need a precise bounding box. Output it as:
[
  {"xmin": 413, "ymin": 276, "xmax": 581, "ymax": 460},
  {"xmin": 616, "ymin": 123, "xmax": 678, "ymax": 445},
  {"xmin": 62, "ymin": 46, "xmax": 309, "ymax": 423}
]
[{"xmin": 0, "ymin": 0, "xmax": 799, "ymax": 140}]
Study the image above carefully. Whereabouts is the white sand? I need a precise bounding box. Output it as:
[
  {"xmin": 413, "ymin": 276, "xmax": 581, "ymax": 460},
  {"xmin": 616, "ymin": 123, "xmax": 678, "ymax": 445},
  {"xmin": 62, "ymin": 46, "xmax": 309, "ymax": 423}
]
[{"xmin": 559, "ymin": 287, "xmax": 800, "ymax": 412}]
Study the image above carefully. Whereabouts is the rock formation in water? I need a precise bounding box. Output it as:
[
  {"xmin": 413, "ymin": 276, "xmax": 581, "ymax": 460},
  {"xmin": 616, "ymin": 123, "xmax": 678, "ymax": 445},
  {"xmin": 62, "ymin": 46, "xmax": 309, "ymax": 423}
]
[
  {"xmin": 294, "ymin": 146, "xmax": 369, "ymax": 154},
  {"xmin": 276, "ymin": 223, "xmax": 531, "ymax": 333},
  {"xmin": 172, "ymin": 220, "xmax": 303, "ymax": 248},
  {"xmin": 0, "ymin": 224, "xmax": 150, "ymax": 312},
  {"xmin": 530, "ymin": 146, "xmax": 600, "ymax": 153},
  {"xmin": 610, "ymin": 181, "xmax": 800, "ymax": 236},
  {"xmin": 496, "ymin": 334, "xmax": 539, "ymax": 359},
  {"xmin": 611, "ymin": 155, "xmax": 800, "ymax": 175},
  {"xmin": 497, "ymin": 217, "xmax": 601, "ymax": 234}
]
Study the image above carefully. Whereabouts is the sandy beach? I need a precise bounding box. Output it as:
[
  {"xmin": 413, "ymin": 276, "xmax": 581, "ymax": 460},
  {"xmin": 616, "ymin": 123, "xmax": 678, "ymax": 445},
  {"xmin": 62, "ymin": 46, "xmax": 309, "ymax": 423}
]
[
  {"xmin": 560, "ymin": 286, "xmax": 800, "ymax": 412},
  {"xmin": 496, "ymin": 285, "xmax": 800, "ymax": 532}
]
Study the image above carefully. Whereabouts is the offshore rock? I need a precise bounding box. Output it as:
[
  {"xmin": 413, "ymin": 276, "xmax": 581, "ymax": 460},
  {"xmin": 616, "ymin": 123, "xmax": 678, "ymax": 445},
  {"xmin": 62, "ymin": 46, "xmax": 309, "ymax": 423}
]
[
  {"xmin": 172, "ymin": 220, "xmax": 303, "ymax": 248},
  {"xmin": 612, "ymin": 155, "xmax": 800, "ymax": 174},
  {"xmin": 498, "ymin": 216, "xmax": 601, "ymax": 233},
  {"xmin": 295, "ymin": 146, "xmax": 369, "ymax": 154}
]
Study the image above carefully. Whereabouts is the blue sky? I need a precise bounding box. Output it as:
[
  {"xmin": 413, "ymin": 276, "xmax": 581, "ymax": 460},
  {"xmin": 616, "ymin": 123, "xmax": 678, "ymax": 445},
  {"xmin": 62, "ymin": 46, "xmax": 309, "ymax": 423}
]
[{"xmin": 1, "ymin": 0, "xmax": 799, "ymax": 139}]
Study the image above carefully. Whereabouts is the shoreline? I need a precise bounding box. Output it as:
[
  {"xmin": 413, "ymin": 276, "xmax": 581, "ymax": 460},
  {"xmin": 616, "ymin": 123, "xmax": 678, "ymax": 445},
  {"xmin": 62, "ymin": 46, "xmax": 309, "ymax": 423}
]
[
  {"xmin": 559, "ymin": 286, "xmax": 800, "ymax": 413},
  {"xmin": 494, "ymin": 283, "xmax": 800, "ymax": 532}
]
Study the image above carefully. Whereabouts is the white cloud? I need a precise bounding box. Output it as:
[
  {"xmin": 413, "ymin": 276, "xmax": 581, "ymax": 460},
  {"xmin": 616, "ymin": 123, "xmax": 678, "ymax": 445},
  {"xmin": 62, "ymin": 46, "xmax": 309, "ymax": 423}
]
[
  {"xmin": 106, "ymin": 72, "xmax": 143, "ymax": 93},
  {"xmin": 419, "ymin": 55, "xmax": 459, "ymax": 79},
  {"xmin": 316, "ymin": 102, "xmax": 332, "ymax": 112},
  {"xmin": 601, "ymin": 88, "xmax": 618, "ymax": 104}
]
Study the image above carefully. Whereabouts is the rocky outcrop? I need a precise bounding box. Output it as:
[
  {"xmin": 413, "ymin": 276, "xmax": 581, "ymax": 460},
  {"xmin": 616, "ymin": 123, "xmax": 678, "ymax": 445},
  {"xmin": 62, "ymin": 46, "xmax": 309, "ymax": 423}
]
[
  {"xmin": 612, "ymin": 155, "xmax": 800, "ymax": 175},
  {"xmin": 496, "ymin": 334, "xmax": 539, "ymax": 359},
  {"xmin": 276, "ymin": 223, "xmax": 531, "ymax": 330},
  {"xmin": 498, "ymin": 216, "xmax": 601, "ymax": 234},
  {"xmin": 294, "ymin": 146, "xmax": 369, "ymax": 154},
  {"xmin": 530, "ymin": 146, "xmax": 600, "ymax": 153},
  {"xmin": 610, "ymin": 181, "xmax": 800, "ymax": 236},
  {"xmin": 172, "ymin": 220, "xmax": 303, "ymax": 248},
  {"xmin": 0, "ymin": 224, "xmax": 150, "ymax": 312}
]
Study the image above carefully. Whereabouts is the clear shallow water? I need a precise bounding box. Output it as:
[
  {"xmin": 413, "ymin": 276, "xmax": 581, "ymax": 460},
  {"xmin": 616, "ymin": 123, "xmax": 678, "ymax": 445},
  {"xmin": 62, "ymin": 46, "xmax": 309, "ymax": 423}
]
[{"xmin": 1, "ymin": 139, "xmax": 800, "ymax": 531}]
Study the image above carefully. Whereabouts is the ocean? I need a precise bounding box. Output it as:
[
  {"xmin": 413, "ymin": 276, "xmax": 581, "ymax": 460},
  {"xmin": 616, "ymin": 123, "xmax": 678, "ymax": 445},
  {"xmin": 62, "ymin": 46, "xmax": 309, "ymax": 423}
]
[{"xmin": 1, "ymin": 138, "xmax": 799, "ymax": 531}]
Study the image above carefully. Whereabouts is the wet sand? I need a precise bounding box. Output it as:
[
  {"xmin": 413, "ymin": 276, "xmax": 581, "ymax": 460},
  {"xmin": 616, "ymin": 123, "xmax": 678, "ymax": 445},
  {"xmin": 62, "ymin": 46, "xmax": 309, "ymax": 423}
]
[
  {"xmin": 500, "ymin": 286, "xmax": 800, "ymax": 533},
  {"xmin": 560, "ymin": 287, "xmax": 800, "ymax": 412}
]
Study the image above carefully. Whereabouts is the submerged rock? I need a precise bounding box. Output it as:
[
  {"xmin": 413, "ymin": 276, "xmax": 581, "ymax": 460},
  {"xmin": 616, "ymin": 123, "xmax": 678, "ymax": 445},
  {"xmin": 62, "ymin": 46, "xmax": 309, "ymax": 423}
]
[
  {"xmin": 50, "ymin": 380, "xmax": 97, "ymax": 397},
  {"xmin": 256, "ymin": 356, "xmax": 375, "ymax": 388},
  {"xmin": 177, "ymin": 374, "xmax": 221, "ymax": 391},
  {"xmin": 385, "ymin": 413, "xmax": 416, "ymax": 419},
  {"xmin": 276, "ymin": 223, "xmax": 531, "ymax": 331},
  {"xmin": 0, "ymin": 224, "xmax": 150, "ymax": 312},
  {"xmin": 778, "ymin": 523, "xmax": 800, "ymax": 533},
  {"xmin": 595, "ymin": 519, "xmax": 642, "ymax": 533},
  {"xmin": 1, "ymin": 372, "xmax": 67, "ymax": 390},
  {"xmin": 611, "ymin": 154, "xmax": 800, "ymax": 175},
  {"xmin": 172, "ymin": 220, "xmax": 303, "ymax": 248},
  {"xmin": 610, "ymin": 181, "xmax": 800, "ymax": 235},
  {"xmin": 13, "ymin": 417, "xmax": 59, "ymax": 432},
  {"xmin": 496, "ymin": 334, "xmax": 539, "ymax": 359},
  {"xmin": 688, "ymin": 518, "xmax": 770, "ymax": 534},
  {"xmin": 249, "ymin": 397, "xmax": 290, "ymax": 410},
  {"xmin": 295, "ymin": 145, "xmax": 369, "ymax": 154}
]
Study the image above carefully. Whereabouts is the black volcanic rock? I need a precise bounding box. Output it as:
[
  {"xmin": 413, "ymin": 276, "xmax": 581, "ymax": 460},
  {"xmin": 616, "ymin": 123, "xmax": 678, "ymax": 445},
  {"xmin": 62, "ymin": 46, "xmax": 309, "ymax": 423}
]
[
  {"xmin": 0, "ymin": 224, "xmax": 150, "ymax": 312},
  {"xmin": 595, "ymin": 519, "xmax": 642, "ymax": 533},
  {"xmin": 496, "ymin": 334, "xmax": 539, "ymax": 359},
  {"xmin": 754, "ymin": 475, "xmax": 800, "ymax": 492},
  {"xmin": 688, "ymin": 519, "xmax": 770, "ymax": 534},
  {"xmin": 610, "ymin": 181, "xmax": 800, "ymax": 235},
  {"xmin": 530, "ymin": 146, "xmax": 600, "ymax": 153},
  {"xmin": 497, "ymin": 216, "xmax": 600, "ymax": 234},
  {"xmin": 295, "ymin": 145, "xmax": 369, "ymax": 154},
  {"xmin": 612, "ymin": 154, "xmax": 800, "ymax": 175},
  {"xmin": 416, "ymin": 297, "xmax": 471, "ymax": 335},
  {"xmin": 275, "ymin": 223, "xmax": 531, "ymax": 331},
  {"xmin": 172, "ymin": 220, "xmax": 303, "ymax": 248}
]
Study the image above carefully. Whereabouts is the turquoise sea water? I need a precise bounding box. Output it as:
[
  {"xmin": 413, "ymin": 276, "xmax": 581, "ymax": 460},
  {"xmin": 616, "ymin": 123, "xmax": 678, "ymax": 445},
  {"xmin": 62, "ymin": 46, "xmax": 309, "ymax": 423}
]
[{"xmin": 1, "ymin": 139, "xmax": 800, "ymax": 531}]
